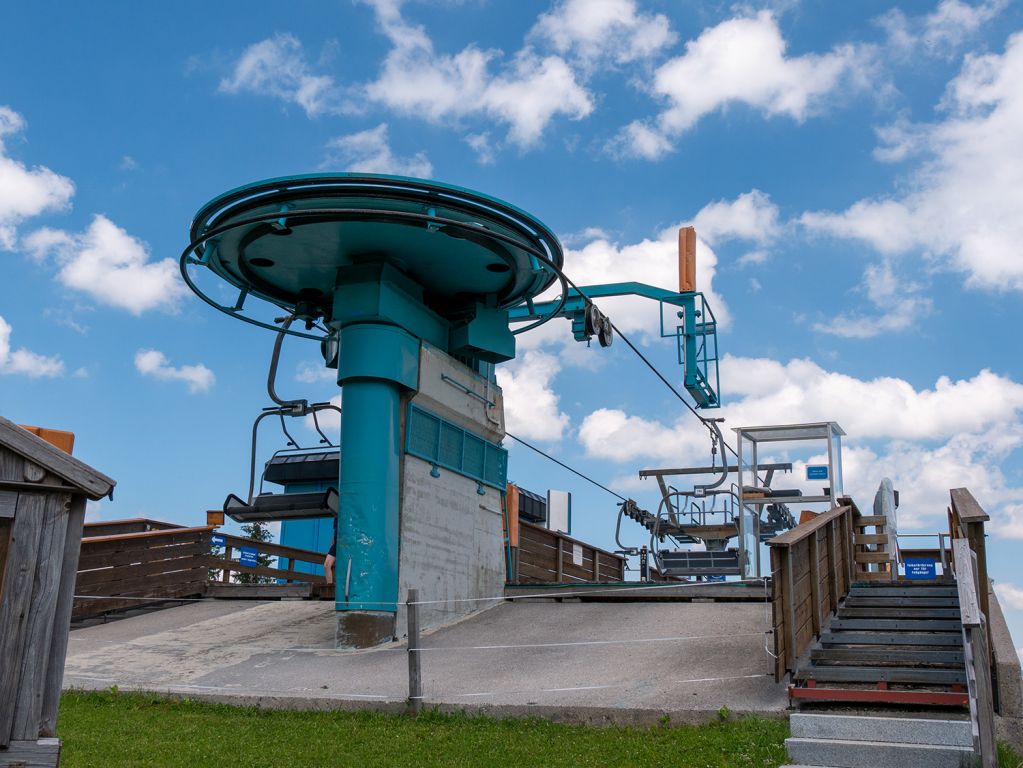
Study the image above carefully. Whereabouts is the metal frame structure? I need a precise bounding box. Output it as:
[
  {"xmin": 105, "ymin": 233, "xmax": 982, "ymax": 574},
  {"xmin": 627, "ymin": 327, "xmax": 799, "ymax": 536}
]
[
  {"xmin": 508, "ymin": 282, "xmax": 721, "ymax": 409},
  {"xmin": 735, "ymin": 422, "xmax": 845, "ymax": 578}
]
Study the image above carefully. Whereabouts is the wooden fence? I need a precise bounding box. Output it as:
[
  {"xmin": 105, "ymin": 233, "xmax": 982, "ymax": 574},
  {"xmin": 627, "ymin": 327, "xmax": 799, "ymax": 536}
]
[
  {"xmin": 73, "ymin": 519, "xmax": 330, "ymax": 619},
  {"xmin": 210, "ymin": 533, "xmax": 326, "ymax": 585},
  {"xmin": 767, "ymin": 504, "xmax": 857, "ymax": 682},
  {"xmin": 511, "ymin": 520, "xmax": 625, "ymax": 584},
  {"xmin": 74, "ymin": 524, "xmax": 213, "ymax": 620}
]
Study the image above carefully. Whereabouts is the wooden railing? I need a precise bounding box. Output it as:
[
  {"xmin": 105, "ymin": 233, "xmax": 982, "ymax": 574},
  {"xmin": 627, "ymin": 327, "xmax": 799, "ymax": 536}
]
[
  {"xmin": 948, "ymin": 488, "xmax": 996, "ymax": 768},
  {"xmin": 211, "ymin": 533, "xmax": 326, "ymax": 585},
  {"xmin": 767, "ymin": 504, "xmax": 857, "ymax": 682},
  {"xmin": 82, "ymin": 518, "xmax": 183, "ymax": 537},
  {"xmin": 512, "ymin": 521, "xmax": 626, "ymax": 584},
  {"xmin": 953, "ymin": 537, "xmax": 996, "ymax": 768},
  {"xmin": 74, "ymin": 525, "xmax": 213, "ymax": 620}
]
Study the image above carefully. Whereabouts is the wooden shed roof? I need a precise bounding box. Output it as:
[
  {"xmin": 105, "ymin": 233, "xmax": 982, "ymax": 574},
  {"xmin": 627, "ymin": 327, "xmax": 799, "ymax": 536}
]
[{"xmin": 0, "ymin": 415, "xmax": 115, "ymax": 500}]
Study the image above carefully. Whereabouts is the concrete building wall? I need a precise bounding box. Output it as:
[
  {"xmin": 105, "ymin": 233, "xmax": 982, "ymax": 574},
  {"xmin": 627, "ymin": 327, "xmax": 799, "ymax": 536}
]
[
  {"xmin": 397, "ymin": 456, "xmax": 506, "ymax": 633},
  {"xmin": 394, "ymin": 342, "xmax": 508, "ymax": 634}
]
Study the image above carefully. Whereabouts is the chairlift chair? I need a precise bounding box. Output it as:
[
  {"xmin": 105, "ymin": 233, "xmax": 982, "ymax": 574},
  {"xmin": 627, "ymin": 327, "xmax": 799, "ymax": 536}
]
[{"xmin": 221, "ymin": 314, "xmax": 342, "ymax": 524}]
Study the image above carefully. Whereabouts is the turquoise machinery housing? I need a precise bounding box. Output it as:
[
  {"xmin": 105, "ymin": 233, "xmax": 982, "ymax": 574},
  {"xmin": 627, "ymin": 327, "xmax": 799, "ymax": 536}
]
[{"xmin": 181, "ymin": 174, "xmax": 720, "ymax": 647}]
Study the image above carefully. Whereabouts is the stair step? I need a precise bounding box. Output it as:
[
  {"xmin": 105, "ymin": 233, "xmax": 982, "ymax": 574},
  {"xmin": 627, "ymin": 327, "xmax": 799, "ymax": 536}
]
[
  {"xmin": 837, "ymin": 607, "xmax": 961, "ymax": 619},
  {"xmin": 790, "ymin": 713, "xmax": 972, "ymax": 746},
  {"xmin": 830, "ymin": 618, "xmax": 962, "ymax": 632},
  {"xmin": 794, "ymin": 664, "xmax": 966, "ymax": 685},
  {"xmin": 785, "ymin": 737, "xmax": 975, "ymax": 768},
  {"xmin": 847, "ymin": 587, "xmax": 957, "ymax": 598},
  {"xmin": 810, "ymin": 647, "xmax": 964, "ymax": 666},
  {"xmin": 851, "ymin": 579, "xmax": 955, "ymax": 588},
  {"xmin": 855, "ymin": 515, "xmax": 889, "ymax": 526},
  {"xmin": 820, "ymin": 631, "xmax": 963, "ymax": 647},
  {"xmin": 843, "ymin": 596, "xmax": 959, "ymax": 608},
  {"xmin": 852, "ymin": 571, "xmax": 896, "ymax": 581}
]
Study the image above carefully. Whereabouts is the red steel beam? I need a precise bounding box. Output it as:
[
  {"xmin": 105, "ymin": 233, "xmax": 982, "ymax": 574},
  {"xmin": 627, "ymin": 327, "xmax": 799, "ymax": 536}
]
[{"xmin": 789, "ymin": 686, "xmax": 969, "ymax": 706}]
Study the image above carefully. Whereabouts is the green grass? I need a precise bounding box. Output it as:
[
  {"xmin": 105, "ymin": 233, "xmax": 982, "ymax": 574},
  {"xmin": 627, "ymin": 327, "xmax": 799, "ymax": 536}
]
[
  {"xmin": 1001, "ymin": 742, "xmax": 1023, "ymax": 768},
  {"xmin": 58, "ymin": 690, "xmax": 788, "ymax": 768}
]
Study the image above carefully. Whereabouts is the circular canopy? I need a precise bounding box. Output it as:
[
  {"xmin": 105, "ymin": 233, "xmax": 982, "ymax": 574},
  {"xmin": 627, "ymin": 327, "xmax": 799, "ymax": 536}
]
[{"xmin": 183, "ymin": 174, "xmax": 564, "ymax": 334}]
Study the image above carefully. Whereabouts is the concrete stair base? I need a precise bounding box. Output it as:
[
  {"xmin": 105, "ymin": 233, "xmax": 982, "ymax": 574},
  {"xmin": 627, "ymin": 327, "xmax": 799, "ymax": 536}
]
[{"xmin": 785, "ymin": 713, "xmax": 976, "ymax": 768}]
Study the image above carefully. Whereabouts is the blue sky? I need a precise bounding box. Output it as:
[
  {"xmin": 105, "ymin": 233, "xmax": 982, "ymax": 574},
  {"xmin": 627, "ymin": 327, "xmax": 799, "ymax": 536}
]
[{"xmin": 1, "ymin": 0, "xmax": 1022, "ymax": 652}]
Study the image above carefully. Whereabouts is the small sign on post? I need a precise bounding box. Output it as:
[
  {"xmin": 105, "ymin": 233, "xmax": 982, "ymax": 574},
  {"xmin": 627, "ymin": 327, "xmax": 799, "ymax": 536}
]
[
  {"xmin": 239, "ymin": 547, "xmax": 258, "ymax": 568},
  {"xmin": 211, "ymin": 534, "xmax": 225, "ymax": 548},
  {"xmin": 806, "ymin": 465, "xmax": 829, "ymax": 481},
  {"xmin": 905, "ymin": 558, "xmax": 937, "ymax": 580}
]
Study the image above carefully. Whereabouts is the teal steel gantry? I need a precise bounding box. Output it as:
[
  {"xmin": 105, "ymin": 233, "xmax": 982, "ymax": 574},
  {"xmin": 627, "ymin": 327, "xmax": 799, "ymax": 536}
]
[{"xmin": 181, "ymin": 174, "xmax": 720, "ymax": 644}]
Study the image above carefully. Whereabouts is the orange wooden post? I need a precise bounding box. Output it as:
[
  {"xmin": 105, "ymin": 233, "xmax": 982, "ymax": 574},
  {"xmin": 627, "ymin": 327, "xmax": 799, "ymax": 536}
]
[{"xmin": 678, "ymin": 226, "xmax": 697, "ymax": 293}]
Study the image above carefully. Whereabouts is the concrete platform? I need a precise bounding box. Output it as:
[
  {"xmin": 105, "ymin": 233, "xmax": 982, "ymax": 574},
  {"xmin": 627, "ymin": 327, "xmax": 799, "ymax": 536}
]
[{"xmin": 63, "ymin": 599, "xmax": 786, "ymax": 724}]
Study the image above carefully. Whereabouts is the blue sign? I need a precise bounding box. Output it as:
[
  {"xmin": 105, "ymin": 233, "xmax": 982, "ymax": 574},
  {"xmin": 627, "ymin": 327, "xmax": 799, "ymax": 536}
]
[
  {"xmin": 806, "ymin": 465, "xmax": 829, "ymax": 481},
  {"xmin": 210, "ymin": 534, "xmax": 225, "ymax": 548},
  {"xmin": 705, "ymin": 575, "xmax": 726, "ymax": 583},
  {"xmin": 239, "ymin": 547, "xmax": 259, "ymax": 568},
  {"xmin": 905, "ymin": 558, "xmax": 936, "ymax": 580}
]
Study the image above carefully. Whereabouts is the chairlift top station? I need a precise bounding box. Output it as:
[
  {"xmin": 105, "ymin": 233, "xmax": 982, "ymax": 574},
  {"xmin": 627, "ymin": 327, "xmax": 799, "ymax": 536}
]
[{"xmin": 181, "ymin": 173, "xmax": 724, "ymax": 647}]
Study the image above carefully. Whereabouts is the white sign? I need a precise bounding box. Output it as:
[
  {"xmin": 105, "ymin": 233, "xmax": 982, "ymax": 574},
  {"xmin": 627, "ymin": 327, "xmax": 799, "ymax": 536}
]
[
  {"xmin": 572, "ymin": 543, "xmax": 583, "ymax": 566},
  {"xmin": 547, "ymin": 489, "xmax": 571, "ymax": 534}
]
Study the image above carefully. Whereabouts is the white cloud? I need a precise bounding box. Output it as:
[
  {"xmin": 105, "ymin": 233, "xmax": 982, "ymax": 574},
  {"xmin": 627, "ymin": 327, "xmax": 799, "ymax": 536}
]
[
  {"xmin": 296, "ymin": 361, "xmax": 336, "ymax": 384},
  {"xmin": 576, "ymin": 356, "xmax": 1023, "ymax": 535},
  {"xmin": 994, "ymin": 582, "xmax": 1023, "ymax": 610},
  {"xmin": 878, "ymin": 0, "xmax": 1007, "ymax": 59},
  {"xmin": 530, "ymin": 0, "xmax": 676, "ymax": 67},
  {"xmin": 606, "ymin": 120, "xmax": 674, "ymax": 160},
  {"xmin": 496, "ymin": 350, "xmax": 569, "ymax": 442},
  {"xmin": 134, "ymin": 349, "xmax": 215, "ymax": 394},
  {"xmin": 577, "ymin": 357, "xmax": 1023, "ymax": 461},
  {"xmin": 464, "ymin": 132, "xmax": 496, "ymax": 165},
  {"xmin": 24, "ymin": 215, "xmax": 187, "ymax": 314},
  {"xmin": 363, "ymin": 0, "xmax": 592, "ymax": 148},
  {"xmin": 692, "ymin": 189, "xmax": 780, "ymax": 246},
  {"xmin": 0, "ymin": 315, "xmax": 64, "ymax": 377},
  {"xmin": 613, "ymin": 11, "xmax": 872, "ymax": 158},
  {"xmin": 813, "ymin": 261, "xmax": 932, "ymax": 338},
  {"xmin": 219, "ymin": 33, "xmax": 341, "ymax": 117},
  {"xmin": 802, "ymin": 32, "xmax": 1023, "ymax": 291},
  {"xmin": 0, "ymin": 106, "xmax": 74, "ymax": 249},
  {"xmin": 533, "ymin": 191, "xmax": 775, "ymax": 342},
  {"xmin": 738, "ymin": 250, "xmax": 769, "ymax": 268},
  {"xmin": 305, "ymin": 394, "xmax": 342, "ymax": 436},
  {"xmin": 322, "ymin": 123, "xmax": 432, "ymax": 177}
]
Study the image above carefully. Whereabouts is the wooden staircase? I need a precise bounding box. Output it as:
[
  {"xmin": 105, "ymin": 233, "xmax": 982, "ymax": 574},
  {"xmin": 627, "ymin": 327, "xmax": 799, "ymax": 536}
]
[{"xmin": 790, "ymin": 581, "xmax": 969, "ymax": 706}]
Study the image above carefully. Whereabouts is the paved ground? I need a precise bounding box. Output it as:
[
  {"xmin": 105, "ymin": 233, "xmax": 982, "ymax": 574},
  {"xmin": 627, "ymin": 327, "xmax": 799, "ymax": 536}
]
[{"xmin": 64, "ymin": 599, "xmax": 788, "ymax": 724}]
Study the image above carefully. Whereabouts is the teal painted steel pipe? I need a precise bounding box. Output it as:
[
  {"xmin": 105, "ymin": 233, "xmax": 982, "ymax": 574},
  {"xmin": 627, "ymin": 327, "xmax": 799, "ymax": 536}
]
[
  {"xmin": 336, "ymin": 375, "xmax": 402, "ymax": 613},
  {"xmin": 334, "ymin": 323, "xmax": 419, "ymax": 615}
]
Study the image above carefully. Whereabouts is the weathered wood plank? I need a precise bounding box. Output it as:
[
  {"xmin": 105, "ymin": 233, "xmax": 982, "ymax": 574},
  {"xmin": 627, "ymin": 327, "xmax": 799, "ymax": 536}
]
[
  {"xmin": 0, "ymin": 518, "xmax": 10, "ymax": 599},
  {"xmin": 40, "ymin": 496, "xmax": 85, "ymax": 738},
  {"xmin": 950, "ymin": 488, "xmax": 990, "ymax": 524},
  {"xmin": 72, "ymin": 581, "xmax": 206, "ymax": 620},
  {"xmin": 0, "ymin": 416, "xmax": 114, "ymax": 499},
  {"xmin": 0, "ymin": 494, "xmax": 45, "ymax": 748},
  {"xmin": 78, "ymin": 526, "xmax": 212, "ymax": 550},
  {"xmin": 0, "ymin": 490, "xmax": 15, "ymax": 519},
  {"xmin": 76, "ymin": 553, "xmax": 211, "ymax": 590},
  {"xmin": 211, "ymin": 559, "xmax": 326, "ymax": 585},
  {"xmin": 0, "ymin": 737, "xmax": 60, "ymax": 768},
  {"xmin": 215, "ymin": 533, "xmax": 330, "ymax": 565},
  {"xmin": 767, "ymin": 506, "xmax": 849, "ymax": 548},
  {"xmin": 77, "ymin": 540, "xmax": 208, "ymax": 572},
  {"xmin": 11, "ymin": 493, "xmax": 69, "ymax": 741}
]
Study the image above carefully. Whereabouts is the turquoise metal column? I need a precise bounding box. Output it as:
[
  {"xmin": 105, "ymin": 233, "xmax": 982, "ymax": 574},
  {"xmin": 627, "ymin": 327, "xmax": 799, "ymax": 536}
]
[{"xmin": 334, "ymin": 322, "xmax": 419, "ymax": 647}]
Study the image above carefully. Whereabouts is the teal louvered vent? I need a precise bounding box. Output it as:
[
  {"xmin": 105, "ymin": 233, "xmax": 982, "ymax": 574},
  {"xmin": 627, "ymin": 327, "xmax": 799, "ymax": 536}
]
[{"xmin": 406, "ymin": 405, "xmax": 507, "ymax": 489}]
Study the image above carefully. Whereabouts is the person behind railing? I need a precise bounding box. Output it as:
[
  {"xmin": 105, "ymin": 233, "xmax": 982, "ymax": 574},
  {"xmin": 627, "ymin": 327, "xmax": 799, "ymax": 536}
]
[{"xmin": 324, "ymin": 514, "xmax": 338, "ymax": 584}]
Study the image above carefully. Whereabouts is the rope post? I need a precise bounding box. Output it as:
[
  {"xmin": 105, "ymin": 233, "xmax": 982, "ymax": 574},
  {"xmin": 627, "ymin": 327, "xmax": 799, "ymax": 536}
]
[{"xmin": 406, "ymin": 588, "xmax": 422, "ymax": 716}]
